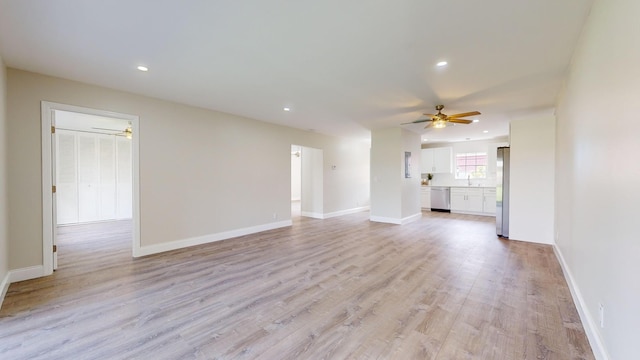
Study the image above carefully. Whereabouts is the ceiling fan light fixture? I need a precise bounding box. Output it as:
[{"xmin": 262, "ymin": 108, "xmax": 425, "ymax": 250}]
[{"xmin": 433, "ymin": 119, "xmax": 447, "ymax": 129}]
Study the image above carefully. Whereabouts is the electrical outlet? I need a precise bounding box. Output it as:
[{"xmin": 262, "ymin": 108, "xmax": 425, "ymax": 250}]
[
  {"xmin": 272, "ymin": 213, "xmax": 278, "ymax": 219},
  {"xmin": 599, "ymin": 303, "xmax": 604, "ymax": 328}
]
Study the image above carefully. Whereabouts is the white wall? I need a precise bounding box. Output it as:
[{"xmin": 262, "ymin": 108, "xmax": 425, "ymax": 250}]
[
  {"xmin": 401, "ymin": 128, "xmax": 421, "ymax": 219},
  {"xmin": 6, "ymin": 69, "xmax": 370, "ymax": 270},
  {"xmin": 509, "ymin": 116, "xmax": 555, "ymax": 244},
  {"xmin": 370, "ymin": 128, "xmax": 420, "ymax": 223},
  {"xmin": 423, "ymin": 137, "xmax": 509, "ymax": 187},
  {"xmin": 554, "ymin": 0, "xmax": 640, "ymax": 358},
  {"xmin": 0, "ymin": 55, "xmax": 9, "ymax": 304},
  {"xmin": 370, "ymin": 128, "xmax": 401, "ymax": 220}
]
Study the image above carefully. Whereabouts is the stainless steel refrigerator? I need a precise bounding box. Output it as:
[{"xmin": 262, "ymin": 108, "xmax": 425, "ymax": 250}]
[{"xmin": 496, "ymin": 147, "xmax": 510, "ymax": 237}]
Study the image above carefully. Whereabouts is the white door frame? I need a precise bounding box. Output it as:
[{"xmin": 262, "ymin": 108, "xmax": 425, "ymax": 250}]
[{"xmin": 41, "ymin": 101, "xmax": 141, "ymax": 275}]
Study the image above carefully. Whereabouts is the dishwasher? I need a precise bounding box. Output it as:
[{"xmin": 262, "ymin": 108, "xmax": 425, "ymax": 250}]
[{"xmin": 430, "ymin": 187, "xmax": 451, "ymax": 212}]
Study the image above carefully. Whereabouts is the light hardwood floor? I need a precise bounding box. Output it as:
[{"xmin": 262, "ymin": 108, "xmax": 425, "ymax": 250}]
[{"xmin": 0, "ymin": 212, "xmax": 594, "ymax": 359}]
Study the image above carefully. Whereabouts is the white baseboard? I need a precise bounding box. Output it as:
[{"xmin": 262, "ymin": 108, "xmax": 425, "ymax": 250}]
[
  {"xmin": 553, "ymin": 245, "xmax": 610, "ymax": 360},
  {"xmin": 0, "ymin": 271, "xmax": 9, "ymax": 308},
  {"xmin": 370, "ymin": 212, "xmax": 422, "ymax": 225},
  {"xmin": 134, "ymin": 220, "xmax": 293, "ymax": 257},
  {"xmin": 9, "ymin": 265, "xmax": 45, "ymax": 283},
  {"xmin": 301, "ymin": 211, "xmax": 324, "ymax": 219},
  {"xmin": 1, "ymin": 265, "xmax": 48, "ymax": 307},
  {"xmin": 303, "ymin": 206, "xmax": 369, "ymax": 220}
]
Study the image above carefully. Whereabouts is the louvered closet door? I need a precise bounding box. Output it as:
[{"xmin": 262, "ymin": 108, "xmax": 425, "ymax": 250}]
[
  {"xmin": 116, "ymin": 137, "xmax": 133, "ymax": 219},
  {"xmin": 99, "ymin": 135, "xmax": 117, "ymax": 220},
  {"xmin": 78, "ymin": 134, "xmax": 100, "ymax": 223},
  {"xmin": 56, "ymin": 130, "xmax": 79, "ymax": 224}
]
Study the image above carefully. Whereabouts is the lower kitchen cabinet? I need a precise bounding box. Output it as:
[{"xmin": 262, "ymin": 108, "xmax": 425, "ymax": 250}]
[
  {"xmin": 483, "ymin": 188, "xmax": 497, "ymax": 215},
  {"xmin": 451, "ymin": 187, "xmax": 495, "ymax": 216},
  {"xmin": 451, "ymin": 188, "xmax": 483, "ymax": 213},
  {"xmin": 420, "ymin": 187, "xmax": 431, "ymax": 209}
]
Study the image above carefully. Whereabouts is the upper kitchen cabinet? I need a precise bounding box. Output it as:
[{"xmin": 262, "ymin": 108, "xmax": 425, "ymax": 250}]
[{"xmin": 421, "ymin": 147, "xmax": 452, "ymax": 174}]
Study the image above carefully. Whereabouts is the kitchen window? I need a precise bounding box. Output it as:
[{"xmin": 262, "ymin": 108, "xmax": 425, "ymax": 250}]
[{"xmin": 455, "ymin": 152, "xmax": 487, "ymax": 179}]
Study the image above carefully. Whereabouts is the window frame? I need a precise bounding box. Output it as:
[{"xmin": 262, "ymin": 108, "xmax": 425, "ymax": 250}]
[{"xmin": 455, "ymin": 152, "xmax": 488, "ymax": 180}]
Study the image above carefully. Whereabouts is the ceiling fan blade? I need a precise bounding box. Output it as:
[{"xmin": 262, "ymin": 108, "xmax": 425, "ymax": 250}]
[
  {"xmin": 424, "ymin": 122, "xmax": 433, "ymax": 129},
  {"xmin": 401, "ymin": 119, "xmax": 430, "ymax": 125},
  {"xmin": 448, "ymin": 119, "xmax": 473, "ymax": 124},
  {"xmin": 422, "ymin": 113, "xmax": 436, "ymax": 117},
  {"xmin": 448, "ymin": 111, "xmax": 481, "ymax": 118}
]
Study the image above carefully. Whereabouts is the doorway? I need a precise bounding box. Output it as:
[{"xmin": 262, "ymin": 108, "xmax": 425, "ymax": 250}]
[
  {"xmin": 291, "ymin": 144, "xmax": 324, "ymax": 219},
  {"xmin": 41, "ymin": 102, "xmax": 140, "ymax": 275}
]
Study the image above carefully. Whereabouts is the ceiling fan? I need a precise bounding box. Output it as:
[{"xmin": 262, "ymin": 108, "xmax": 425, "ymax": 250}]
[
  {"xmin": 92, "ymin": 122, "xmax": 133, "ymax": 139},
  {"xmin": 402, "ymin": 105, "xmax": 480, "ymax": 129}
]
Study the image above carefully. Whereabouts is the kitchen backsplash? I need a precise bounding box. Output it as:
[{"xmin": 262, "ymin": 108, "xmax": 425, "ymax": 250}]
[{"xmin": 422, "ymin": 173, "xmax": 497, "ymax": 187}]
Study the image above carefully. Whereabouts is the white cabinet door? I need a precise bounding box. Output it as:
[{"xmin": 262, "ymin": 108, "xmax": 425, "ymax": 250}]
[
  {"xmin": 422, "ymin": 147, "xmax": 452, "ymax": 174},
  {"xmin": 421, "ymin": 149, "xmax": 435, "ymax": 173},
  {"xmin": 483, "ymin": 188, "xmax": 497, "ymax": 214},
  {"xmin": 467, "ymin": 190, "xmax": 484, "ymax": 212},
  {"xmin": 433, "ymin": 147, "xmax": 452, "ymax": 173},
  {"xmin": 420, "ymin": 188, "xmax": 431, "ymax": 209},
  {"xmin": 451, "ymin": 188, "xmax": 485, "ymax": 214},
  {"xmin": 450, "ymin": 189, "xmax": 466, "ymax": 211}
]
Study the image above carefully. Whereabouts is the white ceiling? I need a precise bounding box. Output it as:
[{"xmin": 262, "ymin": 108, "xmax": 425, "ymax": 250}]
[{"xmin": 0, "ymin": 0, "xmax": 594, "ymax": 143}]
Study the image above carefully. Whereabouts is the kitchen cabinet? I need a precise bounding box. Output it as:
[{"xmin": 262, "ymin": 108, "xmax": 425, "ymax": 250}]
[
  {"xmin": 483, "ymin": 188, "xmax": 496, "ymax": 215},
  {"xmin": 451, "ymin": 187, "xmax": 483, "ymax": 213},
  {"xmin": 450, "ymin": 187, "xmax": 496, "ymax": 216},
  {"xmin": 420, "ymin": 187, "xmax": 431, "ymax": 209},
  {"xmin": 421, "ymin": 147, "xmax": 452, "ymax": 174}
]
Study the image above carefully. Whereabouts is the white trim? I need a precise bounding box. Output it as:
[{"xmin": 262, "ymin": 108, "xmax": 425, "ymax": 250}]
[
  {"xmin": 301, "ymin": 211, "xmax": 324, "ymax": 219},
  {"xmin": 135, "ymin": 220, "xmax": 293, "ymax": 257},
  {"xmin": 401, "ymin": 212, "xmax": 422, "ymax": 224},
  {"xmin": 0, "ymin": 272, "xmax": 9, "ymax": 308},
  {"xmin": 323, "ymin": 206, "xmax": 369, "ymax": 219},
  {"xmin": 370, "ymin": 215, "xmax": 402, "ymax": 224},
  {"xmin": 302, "ymin": 206, "xmax": 370, "ymax": 220},
  {"xmin": 9, "ymin": 265, "xmax": 45, "ymax": 283},
  {"xmin": 41, "ymin": 101, "xmax": 141, "ymax": 270},
  {"xmin": 370, "ymin": 212, "xmax": 422, "ymax": 225},
  {"xmin": 553, "ymin": 245, "xmax": 610, "ymax": 360}
]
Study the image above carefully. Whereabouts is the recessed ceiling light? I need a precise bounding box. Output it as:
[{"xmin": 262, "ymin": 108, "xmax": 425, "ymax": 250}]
[
  {"xmin": 472, "ymin": 119, "xmax": 480, "ymax": 123},
  {"xmin": 483, "ymin": 130, "xmax": 489, "ymax": 133},
  {"xmin": 283, "ymin": 107, "xmax": 291, "ymax": 112},
  {"xmin": 436, "ymin": 61, "xmax": 448, "ymax": 67},
  {"xmin": 137, "ymin": 66, "xmax": 148, "ymax": 72}
]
